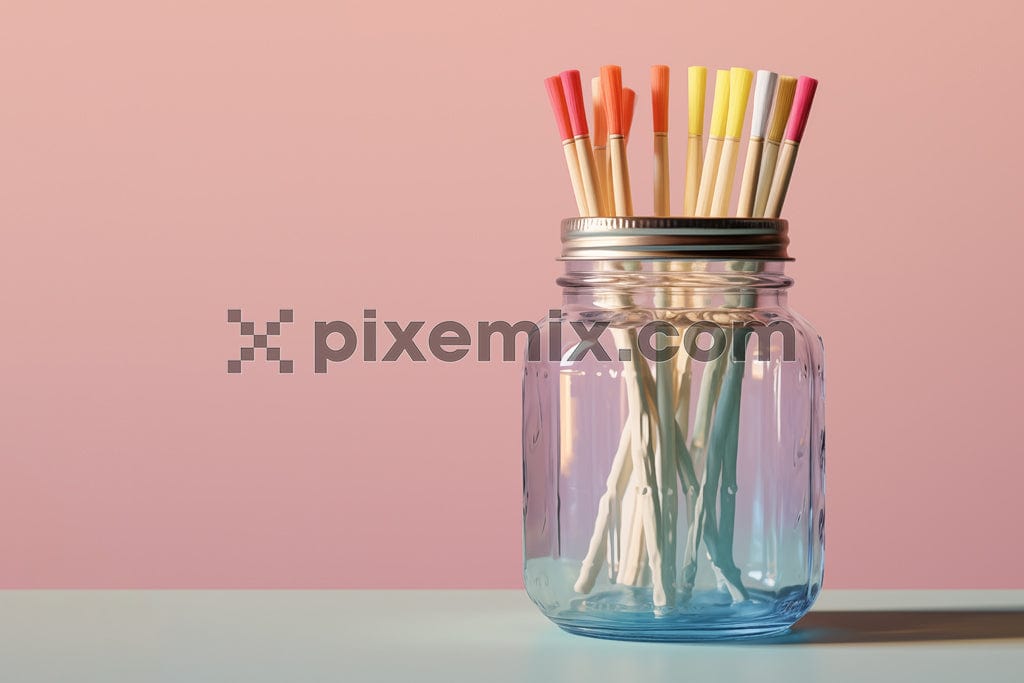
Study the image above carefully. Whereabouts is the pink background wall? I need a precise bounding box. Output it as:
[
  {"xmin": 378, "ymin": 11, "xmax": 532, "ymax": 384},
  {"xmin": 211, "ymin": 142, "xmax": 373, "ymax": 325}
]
[{"xmin": 1, "ymin": 1, "xmax": 1022, "ymax": 588}]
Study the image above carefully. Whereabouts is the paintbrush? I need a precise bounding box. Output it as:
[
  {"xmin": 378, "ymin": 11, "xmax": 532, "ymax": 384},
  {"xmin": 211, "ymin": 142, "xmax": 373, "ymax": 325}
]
[
  {"xmin": 560, "ymin": 69, "xmax": 603, "ymax": 217},
  {"xmin": 752, "ymin": 75, "xmax": 797, "ymax": 217},
  {"xmin": 591, "ymin": 77, "xmax": 611, "ymax": 215},
  {"xmin": 651, "ymin": 66, "xmax": 670, "ymax": 216},
  {"xmin": 693, "ymin": 69, "xmax": 730, "ymax": 216},
  {"xmin": 544, "ymin": 75, "xmax": 588, "ymax": 216},
  {"xmin": 764, "ymin": 76, "xmax": 818, "ymax": 218},
  {"xmin": 736, "ymin": 70, "xmax": 778, "ymax": 217},
  {"xmin": 710, "ymin": 67, "xmax": 753, "ymax": 217},
  {"xmin": 683, "ymin": 66, "xmax": 707, "ymax": 216},
  {"xmin": 601, "ymin": 65, "xmax": 633, "ymax": 216}
]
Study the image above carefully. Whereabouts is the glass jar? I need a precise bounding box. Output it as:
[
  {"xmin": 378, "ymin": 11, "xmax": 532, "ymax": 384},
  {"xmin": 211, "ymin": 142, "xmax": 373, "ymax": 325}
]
[{"xmin": 522, "ymin": 217, "xmax": 825, "ymax": 641}]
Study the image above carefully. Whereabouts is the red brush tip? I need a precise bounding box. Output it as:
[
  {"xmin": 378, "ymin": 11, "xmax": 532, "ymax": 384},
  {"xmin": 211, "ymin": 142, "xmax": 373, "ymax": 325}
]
[
  {"xmin": 784, "ymin": 76, "xmax": 818, "ymax": 143},
  {"xmin": 622, "ymin": 87, "xmax": 636, "ymax": 140},
  {"xmin": 544, "ymin": 75, "xmax": 573, "ymax": 141},
  {"xmin": 559, "ymin": 70, "xmax": 589, "ymax": 137},
  {"xmin": 601, "ymin": 65, "xmax": 624, "ymax": 135},
  {"xmin": 651, "ymin": 65, "xmax": 670, "ymax": 133}
]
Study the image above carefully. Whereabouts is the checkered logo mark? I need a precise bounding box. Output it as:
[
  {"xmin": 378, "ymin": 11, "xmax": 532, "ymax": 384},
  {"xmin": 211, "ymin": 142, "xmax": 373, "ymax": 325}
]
[{"xmin": 227, "ymin": 309, "xmax": 293, "ymax": 373}]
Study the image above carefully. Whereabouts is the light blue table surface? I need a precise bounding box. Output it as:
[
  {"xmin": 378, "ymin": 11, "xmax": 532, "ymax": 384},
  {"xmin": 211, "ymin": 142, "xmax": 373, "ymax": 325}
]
[{"xmin": 0, "ymin": 590, "xmax": 1021, "ymax": 682}]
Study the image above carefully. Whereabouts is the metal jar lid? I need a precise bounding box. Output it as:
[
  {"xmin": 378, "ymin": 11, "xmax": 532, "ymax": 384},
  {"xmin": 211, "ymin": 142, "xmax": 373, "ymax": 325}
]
[{"xmin": 560, "ymin": 217, "xmax": 791, "ymax": 260}]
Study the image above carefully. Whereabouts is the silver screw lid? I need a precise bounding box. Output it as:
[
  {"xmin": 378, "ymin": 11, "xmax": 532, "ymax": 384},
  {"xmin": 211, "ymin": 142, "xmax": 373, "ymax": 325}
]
[{"xmin": 560, "ymin": 217, "xmax": 791, "ymax": 260}]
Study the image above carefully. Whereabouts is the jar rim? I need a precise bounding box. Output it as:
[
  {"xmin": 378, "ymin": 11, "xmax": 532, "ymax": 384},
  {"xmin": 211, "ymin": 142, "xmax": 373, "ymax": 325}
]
[{"xmin": 560, "ymin": 217, "xmax": 791, "ymax": 261}]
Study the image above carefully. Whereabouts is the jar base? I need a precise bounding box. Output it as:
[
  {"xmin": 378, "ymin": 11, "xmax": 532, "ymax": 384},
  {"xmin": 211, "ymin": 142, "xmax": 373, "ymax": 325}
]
[
  {"xmin": 554, "ymin": 619, "xmax": 793, "ymax": 643},
  {"xmin": 526, "ymin": 559, "xmax": 817, "ymax": 642},
  {"xmin": 544, "ymin": 587, "xmax": 814, "ymax": 642}
]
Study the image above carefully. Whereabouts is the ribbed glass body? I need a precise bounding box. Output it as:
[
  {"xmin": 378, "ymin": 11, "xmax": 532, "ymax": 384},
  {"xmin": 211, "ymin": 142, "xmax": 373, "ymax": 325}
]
[{"xmin": 522, "ymin": 259, "xmax": 825, "ymax": 641}]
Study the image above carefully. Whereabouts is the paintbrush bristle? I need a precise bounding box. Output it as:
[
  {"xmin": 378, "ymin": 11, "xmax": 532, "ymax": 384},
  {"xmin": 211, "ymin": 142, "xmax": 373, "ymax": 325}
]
[
  {"xmin": 651, "ymin": 65, "xmax": 670, "ymax": 133},
  {"xmin": 766, "ymin": 76, "xmax": 798, "ymax": 143},
  {"xmin": 622, "ymin": 87, "xmax": 636, "ymax": 141},
  {"xmin": 544, "ymin": 75, "xmax": 573, "ymax": 142},
  {"xmin": 591, "ymin": 77, "xmax": 607, "ymax": 146},
  {"xmin": 688, "ymin": 66, "xmax": 707, "ymax": 136},
  {"xmin": 784, "ymin": 76, "xmax": 818, "ymax": 142},
  {"xmin": 709, "ymin": 69, "xmax": 731, "ymax": 138},
  {"xmin": 600, "ymin": 65, "xmax": 624, "ymax": 135},
  {"xmin": 725, "ymin": 67, "xmax": 753, "ymax": 139},
  {"xmin": 559, "ymin": 70, "xmax": 590, "ymax": 138},
  {"xmin": 750, "ymin": 70, "xmax": 778, "ymax": 138}
]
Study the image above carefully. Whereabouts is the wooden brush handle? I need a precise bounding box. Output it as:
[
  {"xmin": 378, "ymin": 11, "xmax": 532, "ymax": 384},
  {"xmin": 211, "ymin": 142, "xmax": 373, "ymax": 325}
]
[
  {"xmin": 574, "ymin": 426, "xmax": 633, "ymax": 594},
  {"xmin": 593, "ymin": 145, "xmax": 610, "ymax": 216},
  {"xmin": 683, "ymin": 133, "xmax": 703, "ymax": 216},
  {"xmin": 736, "ymin": 137, "xmax": 764, "ymax": 218},
  {"xmin": 694, "ymin": 136, "xmax": 723, "ymax": 217},
  {"xmin": 573, "ymin": 135, "xmax": 602, "ymax": 217},
  {"xmin": 711, "ymin": 138, "xmax": 739, "ymax": 217},
  {"xmin": 617, "ymin": 484, "xmax": 647, "ymax": 586},
  {"xmin": 752, "ymin": 139, "xmax": 780, "ymax": 218},
  {"xmin": 608, "ymin": 135, "xmax": 633, "ymax": 216},
  {"xmin": 764, "ymin": 140, "xmax": 799, "ymax": 218},
  {"xmin": 561, "ymin": 140, "xmax": 588, "ymax": 216},
  {"xmin": 653, "ymin": 133, "xmax": 670, "ymax": 217}
]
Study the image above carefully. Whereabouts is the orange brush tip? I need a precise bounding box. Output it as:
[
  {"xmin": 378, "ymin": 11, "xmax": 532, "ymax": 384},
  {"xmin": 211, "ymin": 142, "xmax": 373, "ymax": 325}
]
[
  {"xmin": 591, "ymin": 77, "xmax": 607, "ymax": 145},
  {"xmin": 622, "ymin": 87, "xmax": 636, "ymax": 140},
  {"xmin": 601, "ymin": 65, "xmax": 624, "ymax": 135},
  {"xmin": 651, "ymin": 65, "xmax": 670, "ymax": 133},
  {"xmin": 558, "ymin": 69, "xmax": 589, "ymax": 137},
  {"xmin": 544, "ymin": 75, "xmax": 573, "ymax": 141}
]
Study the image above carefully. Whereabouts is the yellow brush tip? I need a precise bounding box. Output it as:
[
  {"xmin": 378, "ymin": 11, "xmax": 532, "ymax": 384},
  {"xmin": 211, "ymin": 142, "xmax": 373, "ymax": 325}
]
[
  {"xmin": 687, "ymin": 66, "xmax": 707, "ymax": 136},
  {"xmin": 725, "ymin": 67, "xmax": 753, "ymax": 138},
  {"xmin": 767, "ymin": 75, "xmax": 798, "ymax": 142},
  {"xmin": 709, "ymin": 69, "xmax": 730, "ymax": 138}
]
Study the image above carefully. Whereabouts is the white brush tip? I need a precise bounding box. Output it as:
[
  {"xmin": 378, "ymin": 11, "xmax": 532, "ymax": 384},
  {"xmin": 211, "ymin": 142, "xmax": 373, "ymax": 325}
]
[{"xmin": 751, "ymin": 70, "xmax": 779, "ymax": 137}]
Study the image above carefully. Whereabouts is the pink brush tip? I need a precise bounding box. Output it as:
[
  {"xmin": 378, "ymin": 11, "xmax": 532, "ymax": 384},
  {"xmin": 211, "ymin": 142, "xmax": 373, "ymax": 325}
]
[
  {"xmin": 784, "ymin": 76, "xmax": 818, "ymax": 143},
  {"xmin": 544, "ymin": 75, "xmax": 573, "ymax": 141},
  {"xmin": 559, "ymin": 70, "xmax": 589, "ymax": 137}
]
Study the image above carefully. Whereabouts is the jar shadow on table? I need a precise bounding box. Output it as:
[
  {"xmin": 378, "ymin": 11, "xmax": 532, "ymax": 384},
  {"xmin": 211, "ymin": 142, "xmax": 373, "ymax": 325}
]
[{"xmin": 760, "ymin": 610, "xmax": 1024, "ymax": 644}]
